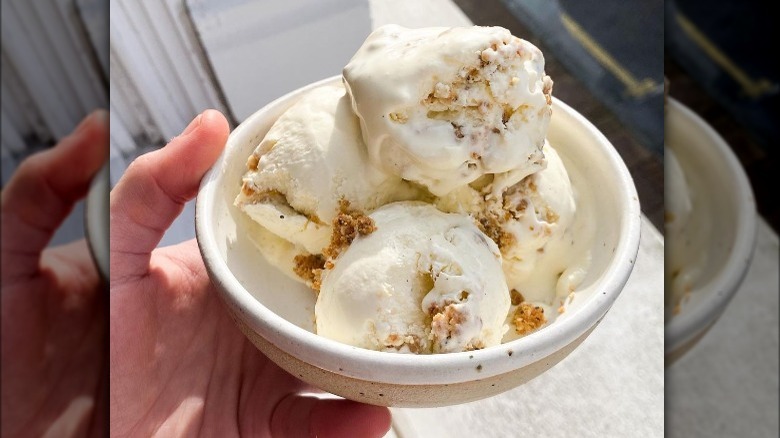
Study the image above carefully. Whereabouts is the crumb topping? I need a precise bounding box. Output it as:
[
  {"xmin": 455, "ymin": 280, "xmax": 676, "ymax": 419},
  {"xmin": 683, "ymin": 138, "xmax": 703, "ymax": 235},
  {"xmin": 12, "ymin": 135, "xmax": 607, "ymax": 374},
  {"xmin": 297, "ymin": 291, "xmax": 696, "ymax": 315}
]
[
  {"xmin": 293, "ymin": 253, "xmax": 326, "ymax": 291},
  {"xmin": 506, "ymin": 198, "xmax": 528, "ymax": 214},
  {"xmin": 240, "ymin": 185, "xmax": 285, "ymax": 202},
  {"xmin": 672, "ymin": 290, "xmax": 692, "ymax": 315},
  {"xmin": 510, "ymin": 289, "xmax": 525, "ymax": 306},
  {"xmin": 476, "ymin": 212, "xmax": 516, "ymax": 250},
  {"xmin": 464, "ymin": 340, "xmax": 485, "ymax": 351},
  {"xmin": 420, "ymin": 37, "xmax": 552, "ymax": 145},
  {"xmin": 452, "ymin": 122, "xmax": 465, "ymax": 139},
  {"xmin": 385, "ymin": 334, "xmax": 423, "ymax": 353},
  {"xmin": 239, "ymin": 184, "xmax": 324, "ymax": 224},
  {"xmin": 474, "ymin": 171, "xmax": 560, "ymax": 253},
  {"xmin": 430, "ymin": 303, "xmax": 466, "ymax": 348},
  {"xmin": 389, "ymin": 112, "xmax": 408, "ymax": 123},
  {"xmin": 513, "ymin": 303, "xmax": 546, "ymax": 335},
  {"xmin": 291, "ymin": 200, "xmax": 376, "ymax": 293},
  {"xmin": 542, "ymin": 76, "xmax": 553, "ymax": 105},
  {"xmin": 426, "ymin": 296, "xmax": 484, "ymax": 352},
  {"xmin": 322, "ymin": 200, "xmax": 377, "ymax": 259}
]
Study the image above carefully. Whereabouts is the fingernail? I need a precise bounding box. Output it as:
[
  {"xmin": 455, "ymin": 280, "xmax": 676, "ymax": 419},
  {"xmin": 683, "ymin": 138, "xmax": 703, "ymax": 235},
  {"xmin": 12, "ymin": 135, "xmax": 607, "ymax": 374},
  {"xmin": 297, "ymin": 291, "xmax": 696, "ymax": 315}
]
[
  {"xmin": 74, "ymin": 109, "xmax": 107, "ymax": 135},
  {"xmin": 183, "ymin": 112, "xmax": 204, "ymax": 136},
  {"xmin": 91, "ymin": 109, "xmax": 109, "ymax": 126}
]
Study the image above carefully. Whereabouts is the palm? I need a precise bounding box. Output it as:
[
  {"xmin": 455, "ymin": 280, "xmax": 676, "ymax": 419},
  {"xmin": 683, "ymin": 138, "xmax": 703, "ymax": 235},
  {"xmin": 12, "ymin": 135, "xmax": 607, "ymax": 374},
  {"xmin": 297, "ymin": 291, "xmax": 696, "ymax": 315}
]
[
  {"xmin": 1, "ymin": 244, "xmax": 106, "ymax": 437},
  {"xmin": 110, "ymin": 241, "xmax": 306, "ymax": 436}
]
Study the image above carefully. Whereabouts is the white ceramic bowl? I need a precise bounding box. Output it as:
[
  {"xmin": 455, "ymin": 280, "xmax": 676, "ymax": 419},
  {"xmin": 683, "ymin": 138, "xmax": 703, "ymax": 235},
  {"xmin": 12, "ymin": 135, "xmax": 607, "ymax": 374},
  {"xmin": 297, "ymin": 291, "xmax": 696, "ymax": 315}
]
[
  {"xmin": 196, "ymin": 76, "xmax": 641, "ymax": 407},
  {"xmin": 85, "ymin": 163, "xmax": 108, "ymax": 282},
  {"xmin": 664, "ymin": 99, "xmax": 757, "ymax": 363}
]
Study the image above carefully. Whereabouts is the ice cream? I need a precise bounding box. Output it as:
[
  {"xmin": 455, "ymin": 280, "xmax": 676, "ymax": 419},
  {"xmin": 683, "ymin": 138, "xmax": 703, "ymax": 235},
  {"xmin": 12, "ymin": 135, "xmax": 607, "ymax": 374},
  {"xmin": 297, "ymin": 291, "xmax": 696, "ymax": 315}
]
[
  {"xmin": 664, "ymin": 148, "xmax": 691, "ymax": 237},
  {"xmin": 235, "ymin": 25, "xmax": 591, "ymax": 354},
  {"xmin": 315, "ymin": 202, "xmax": 510, "ymax": 353},
  {"xmin": 235, "ymin": 84, "xmax": 420, "ymax": 257},
  {"xmin": 343, "ymin": 24, "xmax": 552, "ymax": 196},
  {"xmin": 436, "ymin": 141, "xmax": 588, "ymax": 324},
  {"xmin": 663, "ymin": 78, "xmax": 703, "ymax": 318},
  {"xmin": 664, "ymin": 146, "xmax": 706, "ymax": 317}
]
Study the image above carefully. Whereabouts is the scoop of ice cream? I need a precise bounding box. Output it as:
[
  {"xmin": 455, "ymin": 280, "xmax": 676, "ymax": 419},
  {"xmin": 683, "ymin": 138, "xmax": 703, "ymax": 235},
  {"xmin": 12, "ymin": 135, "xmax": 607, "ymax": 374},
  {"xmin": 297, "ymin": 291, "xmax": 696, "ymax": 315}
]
[
  {"xmin": 235, "ymin": 84, "xmax": 419, "ymax": 254},
  {"xmin": 315, "ymin": 202, "xmax": 511, "ymax": 354},
  {"xmin": 343, "ymin": 24, "xmax": 552, "ymax": 196},
  {"xmin": 664, "ymin": 146, "xmax": 703, "ymax": 316},
  {"xmin": 664, "ymin": 147, "xmax": 691, "ymax": 237}
]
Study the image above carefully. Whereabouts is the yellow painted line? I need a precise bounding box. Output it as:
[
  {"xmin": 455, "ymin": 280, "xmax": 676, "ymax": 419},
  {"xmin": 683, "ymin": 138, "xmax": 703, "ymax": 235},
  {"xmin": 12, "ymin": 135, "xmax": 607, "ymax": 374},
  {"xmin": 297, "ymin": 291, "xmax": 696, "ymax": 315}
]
[
  {"xmin": 560, "ymin": 12, "xmax": 659, "ymax": 98},
  {"xmin": 675, "ymin": 13, "xmax": 775, "ymax": 99}
]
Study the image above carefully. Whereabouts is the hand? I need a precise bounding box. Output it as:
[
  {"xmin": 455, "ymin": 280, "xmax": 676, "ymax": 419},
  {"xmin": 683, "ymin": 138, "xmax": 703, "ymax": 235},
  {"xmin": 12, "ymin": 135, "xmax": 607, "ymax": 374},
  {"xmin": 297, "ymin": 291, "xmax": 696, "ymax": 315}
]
[
  {"xmin": 1, "ymin": 111, "xmax": 109, "ymax": 437},
  {"xmin": 109, "ymin": 110, "xmax": 392, "ymax": 437}
]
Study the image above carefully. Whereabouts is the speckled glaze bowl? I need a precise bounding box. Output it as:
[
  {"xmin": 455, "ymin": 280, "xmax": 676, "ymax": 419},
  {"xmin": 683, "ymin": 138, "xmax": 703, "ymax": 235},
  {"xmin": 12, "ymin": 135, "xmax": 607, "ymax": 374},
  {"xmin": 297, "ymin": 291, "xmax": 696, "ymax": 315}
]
[
  {"xmin": 195, "ymin": 76, "xmax": 641, "ymax": 407},
  {"xmin": 664, "ymin": 99, "xmax": 756, "ymax": 364}
]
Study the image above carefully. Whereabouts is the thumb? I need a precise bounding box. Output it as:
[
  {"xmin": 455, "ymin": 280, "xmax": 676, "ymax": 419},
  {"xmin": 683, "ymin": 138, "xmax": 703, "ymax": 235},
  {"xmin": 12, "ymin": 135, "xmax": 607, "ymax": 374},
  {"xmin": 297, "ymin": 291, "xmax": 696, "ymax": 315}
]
[
  {"xmin": 1, "ymin": 110, "xmax": 108, "ymax": 281},
  {"xmin": 270, "ymin": 394, "xmax": 392, "ymax": 438},
  {"xmin": 109, "ymin": 109, "xmax": 229, "ymax": 283}
]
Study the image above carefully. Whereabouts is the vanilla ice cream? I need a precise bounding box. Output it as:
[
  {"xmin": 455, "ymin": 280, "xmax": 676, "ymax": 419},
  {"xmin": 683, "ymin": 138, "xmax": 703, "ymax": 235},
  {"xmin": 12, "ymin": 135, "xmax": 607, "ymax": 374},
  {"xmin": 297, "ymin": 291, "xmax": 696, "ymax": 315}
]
[
  {"xmin": 665, "ymin": 146, "xmax": 707, "ymax": 317},
  {"xmin": 236, "ymin": 25, "xmax": 592, "ymax": 354},
  {"xmin": 316, "ymin": 202, "xmax": 511, "ymax": 353},
  {"xmin": 343, "ymin": 24, "xmax": 552, "ymax": 196},
  {"xmin": 664, "ymin": 148, "xmax": 691, "ymax": 237},
  {"xmin": 235, "ymin": 84, "xmax": 420, "ymax": 255}
]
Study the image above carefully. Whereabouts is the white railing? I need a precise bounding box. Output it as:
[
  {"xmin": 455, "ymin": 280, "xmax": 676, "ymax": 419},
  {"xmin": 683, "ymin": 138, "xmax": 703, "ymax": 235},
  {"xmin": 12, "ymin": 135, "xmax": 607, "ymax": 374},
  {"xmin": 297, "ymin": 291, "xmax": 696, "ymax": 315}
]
[{"xmin": 1, "ymin": 0, "xmax": 108, "ymax": 156}]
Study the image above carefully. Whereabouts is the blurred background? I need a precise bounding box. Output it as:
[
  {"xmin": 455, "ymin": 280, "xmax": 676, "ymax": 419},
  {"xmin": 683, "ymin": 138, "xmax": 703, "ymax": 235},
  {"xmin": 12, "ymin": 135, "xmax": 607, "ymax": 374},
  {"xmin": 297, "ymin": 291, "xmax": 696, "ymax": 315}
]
[
  {"xmin": 1, "ymin": 0, "xmax": 108, "ymax": 245},
  {"xmin": 666, "ymin": 0, "xmax": 778, "ymax": 231},
  {"xmin": 664, "ymin": 0, "xmax": 778, "ymax": 436}
]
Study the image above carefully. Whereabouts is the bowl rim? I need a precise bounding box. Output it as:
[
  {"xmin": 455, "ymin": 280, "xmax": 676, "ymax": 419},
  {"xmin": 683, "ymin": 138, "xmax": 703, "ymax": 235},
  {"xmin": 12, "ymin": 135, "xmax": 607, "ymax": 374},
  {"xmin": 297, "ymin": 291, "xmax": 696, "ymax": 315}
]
[
  {"xmin": 85, "ymin": 162, "xmax": 109, "ymax": 282},
  {"xmin": 664, "ymin": 98, "xmax": 757, "ymax": 355},
  {"xmin": 196, "ymin": 75, "xmax": 641, "ymax": 385}
]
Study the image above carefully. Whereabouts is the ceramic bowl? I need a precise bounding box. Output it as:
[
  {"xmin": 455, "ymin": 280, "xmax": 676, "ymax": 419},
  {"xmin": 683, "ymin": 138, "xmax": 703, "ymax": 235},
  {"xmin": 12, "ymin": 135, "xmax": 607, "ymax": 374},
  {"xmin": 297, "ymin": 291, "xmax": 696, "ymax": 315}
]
[
  {"xmin": 85, "ymin": 163, "xmax": 109, "ymax": 282},
  {"xmin": 664, "ymin": 98, "xmax": 756, "ymax": 364},
  {"xmin": 196, "ymin": 76, "xmax": 641, "ymax": 407}
]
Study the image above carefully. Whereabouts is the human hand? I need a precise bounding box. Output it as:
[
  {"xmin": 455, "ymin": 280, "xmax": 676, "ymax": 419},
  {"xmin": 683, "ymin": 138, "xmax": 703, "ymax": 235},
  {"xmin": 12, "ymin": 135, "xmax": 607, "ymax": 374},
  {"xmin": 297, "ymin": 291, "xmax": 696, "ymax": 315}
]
[
  {"xmin": 109, "ymin": 110, "xmax": 392, "ymax": 437},
  {"xmin": 1, "ymin": 111, "xmax": 109, "ymax": 437}
]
